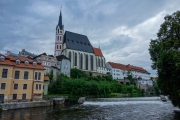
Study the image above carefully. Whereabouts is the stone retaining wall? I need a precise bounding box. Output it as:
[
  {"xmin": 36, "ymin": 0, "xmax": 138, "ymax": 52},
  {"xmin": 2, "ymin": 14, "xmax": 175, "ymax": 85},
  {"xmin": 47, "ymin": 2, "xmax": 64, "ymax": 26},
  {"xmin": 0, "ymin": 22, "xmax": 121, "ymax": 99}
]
[{"xmin": 0, "ymin": 100, "xmax": 53, "ymax": 110}]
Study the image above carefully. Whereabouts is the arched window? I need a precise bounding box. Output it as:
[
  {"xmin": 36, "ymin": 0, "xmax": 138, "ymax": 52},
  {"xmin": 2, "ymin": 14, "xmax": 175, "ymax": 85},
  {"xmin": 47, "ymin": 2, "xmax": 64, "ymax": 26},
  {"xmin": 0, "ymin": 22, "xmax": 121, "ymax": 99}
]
[
  {"xmin": 69, "ymin": 51, "xmax": 71, "ymax": 62},
  {"xmin": 75, "ymin": 53, "xmax": 77, "ymax": 66},
  {"xmin": 57, "ymin": 45, "xmax": 58, "ymax": 49},
  {"xmin": 86, "ymin": 54, "xmax": 88, "ymax": 70},
  {"xmin": 58, "ymin": 36, "xmax": 59, "ymax": 40},
  {"xmin": 96, "ymin": 58, "xmax": 99, "ymax": 67},
  {"xmin": 60, "ymin": 36, "xmax": 62, "ymax": 41},
  {"xmin": 91, "ymin": 55, "xmax": 93, "ymax": 70},
  {"xmin": 58, "ymin": 29, "xmax": 59, "ymax": 33},
  {"xmin": 99, "ymin": 58, "xmax": 101, "ymax": 67},
  {"xmin": 79, "ymin": 53, "xmax": 82, "ymax": 69},
  {"xmin": 101, "ymin": 59, "xmax": 103, "ymax": 67},
  {"xmin": 60, "ymin": 45, "xmax": 61, "ymax": 49}
]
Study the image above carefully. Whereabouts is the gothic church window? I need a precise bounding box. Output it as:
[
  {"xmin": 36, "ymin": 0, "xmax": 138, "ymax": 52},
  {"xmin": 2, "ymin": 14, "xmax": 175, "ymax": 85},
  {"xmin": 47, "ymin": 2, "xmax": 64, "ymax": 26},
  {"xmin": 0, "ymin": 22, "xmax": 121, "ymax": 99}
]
[
  {"xmin": 99, "ymin": 58, "xmax": 101, "ymax": 67},
  {"xmin": 75, "ymin": 53, "xmax": 77, "ymax": 66},
  {"xmin": 86, "ymin": 54, "xmax": 88, "ymax": 70},
  {"xmin": 69, "ymin": 51, "xmax": 71, "ymax": 62},
  {"xmin": 91, "ymin": 55, "xmax": 93, "ymax": 70}
]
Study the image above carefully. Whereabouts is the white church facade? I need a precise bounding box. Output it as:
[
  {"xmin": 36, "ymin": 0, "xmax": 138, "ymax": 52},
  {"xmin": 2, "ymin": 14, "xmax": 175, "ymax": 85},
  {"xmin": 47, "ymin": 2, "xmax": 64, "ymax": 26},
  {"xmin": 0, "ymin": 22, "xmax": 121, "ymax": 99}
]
[{"xmin": 54, "ymin": 10, "xmax": 107, "ymax": 74}]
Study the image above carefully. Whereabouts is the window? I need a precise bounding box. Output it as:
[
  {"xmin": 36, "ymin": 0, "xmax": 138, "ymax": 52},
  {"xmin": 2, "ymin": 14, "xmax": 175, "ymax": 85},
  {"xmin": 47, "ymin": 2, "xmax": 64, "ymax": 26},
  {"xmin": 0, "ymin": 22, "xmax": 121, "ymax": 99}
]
[
  {"xmin": 2, "ymin": 69, "xmax": 8, "ymax": 78},
  {"xmin": 69, "ymin": 51, "xmax": 71, "ymax": 62},
  {"xmin": 36, "ymin": 84, "xmax": 41, "ymax": 90},
  {"xmin": 1, "ymin": 83, "xmax": 6, "ymax": 89},
  {"xmin": 13, "ymin": 94, "xmax": 17, "ymax": 100},
  {"xmin": 0, "ymin": 56, "xmax": 5, "ymax": 62},
  {"xmin": 60, "ymin": 36, "xmax": 62, "ymax": 41},
  {"xmin": 57, "ymin": 45, "xmax": 58, "ymax": 49},
  {"xmin": 14, "ymin": 71, "xmax": 20, "ymax": 79},
  {"xmin": 58, "ymin": 29, "xmax": 59, "ymax": 33},
  {"xmin": 33, "ymin": 61, "xmax": 37, "ymax": 66},
  {"xmin": 85, "ymin": 54, "xmax": 88, "ymax": 70},
  {"xmin": 99, "ymin": 59, "xmax": 101, "ymax": 67},
  {"xmin": 14, "ymin": 84, "xmax": 18, "ymax": 89},
  {"xmin": 16, "ymin": 59, "xmax": 20, "ymax": 64},
  {"xmin": 79, "ymin": 53, "xmax": 83, "ymax": 69},
  {"xmin": 24, "ymin": 71, "xmax": 29, "ymax": 79},
  {"xmin": 35, "ymin": 72, "xmax": 41, "ymax": 80},
  {"xmin": 22, "ymin": 94, "xmax": 26, "ymax": 100},
  {"xmin": 101, "ymin": 59, "xmax": 103, "ymax": 67},
  {"xmin": 24, "ymin": 60, "xmax": 29, "ymax": 66},
  {"xmin": 58, "ymin": 36, "xmax": 59, "ymax": 40},
  {"xmin": 91, "ymin": 55, "xmax": 93, "ymax": 70},
  {"xmin": 75, "ymin": 53, "xmax": 77, "ymax": 66},
  {"xmin": 23, "ymin": 84, "xmax": 27, "ymax": 90}
]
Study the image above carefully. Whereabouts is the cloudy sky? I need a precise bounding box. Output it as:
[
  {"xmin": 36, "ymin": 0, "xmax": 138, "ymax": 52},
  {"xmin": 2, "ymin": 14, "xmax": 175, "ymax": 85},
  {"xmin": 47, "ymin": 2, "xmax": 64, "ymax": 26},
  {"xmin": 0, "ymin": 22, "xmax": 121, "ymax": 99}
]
[{"xmin": 0, "ymin": 0, "xmax": 180, "ymax": 76}]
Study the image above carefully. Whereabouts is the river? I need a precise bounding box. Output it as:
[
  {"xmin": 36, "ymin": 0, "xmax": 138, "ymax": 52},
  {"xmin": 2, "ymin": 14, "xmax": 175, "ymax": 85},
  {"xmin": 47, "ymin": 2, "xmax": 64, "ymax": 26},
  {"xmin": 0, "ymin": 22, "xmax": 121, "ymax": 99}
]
[{"xmin": 0, "ymin": 98, "xmax": 180, "ymax": 120}]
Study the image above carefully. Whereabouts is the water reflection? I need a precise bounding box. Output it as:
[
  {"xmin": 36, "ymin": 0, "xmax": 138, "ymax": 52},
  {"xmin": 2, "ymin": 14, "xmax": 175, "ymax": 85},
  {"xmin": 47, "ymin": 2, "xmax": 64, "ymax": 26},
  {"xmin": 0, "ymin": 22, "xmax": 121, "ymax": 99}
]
[{"xmin": 0, "ymin": 101, "xmax": 180, "ymax": 120}]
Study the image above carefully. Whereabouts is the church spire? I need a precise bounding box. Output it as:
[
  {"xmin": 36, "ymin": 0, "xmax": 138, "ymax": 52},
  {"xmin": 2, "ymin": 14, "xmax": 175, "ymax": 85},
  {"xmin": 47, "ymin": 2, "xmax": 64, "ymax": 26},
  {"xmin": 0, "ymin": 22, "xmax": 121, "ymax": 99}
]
[
  {"xmin": 57, "ymin": 6, "xmax": 64, "ymax": 30},
  {"xmin": 58, "ymin": 10, "xmax": 62, "ymax": 26}
]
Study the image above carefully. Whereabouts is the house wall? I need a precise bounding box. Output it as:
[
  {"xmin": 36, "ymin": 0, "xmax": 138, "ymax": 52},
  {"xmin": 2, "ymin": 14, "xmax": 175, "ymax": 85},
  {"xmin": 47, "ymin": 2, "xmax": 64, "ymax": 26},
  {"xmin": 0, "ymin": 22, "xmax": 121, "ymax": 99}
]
[
  {"xmin": 60, "ymin": 59, "xmax": 71, "ymax": 77},
  {"xmin": 0, "ymin": 64, "xmax": 44, "ymax": 101}
]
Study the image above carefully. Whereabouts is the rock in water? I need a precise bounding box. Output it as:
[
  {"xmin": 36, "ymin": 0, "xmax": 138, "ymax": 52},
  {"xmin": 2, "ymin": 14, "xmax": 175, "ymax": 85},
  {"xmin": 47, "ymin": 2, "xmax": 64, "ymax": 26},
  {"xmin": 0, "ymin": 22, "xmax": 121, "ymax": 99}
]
[{"xmin": 78, "ymin": 97, "xmax": 86, "ymax": 104}]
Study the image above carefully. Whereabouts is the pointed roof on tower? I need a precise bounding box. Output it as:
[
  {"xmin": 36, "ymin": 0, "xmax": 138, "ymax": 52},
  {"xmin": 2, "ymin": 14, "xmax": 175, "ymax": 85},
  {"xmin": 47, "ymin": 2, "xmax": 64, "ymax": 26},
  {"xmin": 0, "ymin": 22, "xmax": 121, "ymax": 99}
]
[{"xmin": 56, "ymin": 8, "xmax": 64, "ymax": 30}]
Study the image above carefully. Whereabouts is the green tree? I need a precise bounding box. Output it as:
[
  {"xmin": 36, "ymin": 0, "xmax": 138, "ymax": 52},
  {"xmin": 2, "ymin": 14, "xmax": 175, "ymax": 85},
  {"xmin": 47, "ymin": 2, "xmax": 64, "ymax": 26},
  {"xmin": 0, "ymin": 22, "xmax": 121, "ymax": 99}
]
[{"xmin": 149, "ymin": 10, "xmax": 180, "ymax": 107}]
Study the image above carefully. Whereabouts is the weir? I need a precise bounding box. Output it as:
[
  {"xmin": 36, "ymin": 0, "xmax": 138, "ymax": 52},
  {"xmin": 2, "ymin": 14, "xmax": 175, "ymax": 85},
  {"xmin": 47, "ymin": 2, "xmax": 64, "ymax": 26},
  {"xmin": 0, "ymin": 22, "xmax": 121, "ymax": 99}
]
[{"xmin": 86, "ymin": 97, "xmax": 162, "ymax": 102}]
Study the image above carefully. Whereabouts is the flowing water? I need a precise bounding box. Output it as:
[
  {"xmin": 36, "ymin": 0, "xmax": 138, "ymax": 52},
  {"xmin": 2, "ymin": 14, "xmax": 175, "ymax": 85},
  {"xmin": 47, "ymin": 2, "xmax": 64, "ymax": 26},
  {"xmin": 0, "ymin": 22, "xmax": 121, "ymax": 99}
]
[{"xmin": 0, "ymin": 97, "xmax": 180, "ymax": 120}]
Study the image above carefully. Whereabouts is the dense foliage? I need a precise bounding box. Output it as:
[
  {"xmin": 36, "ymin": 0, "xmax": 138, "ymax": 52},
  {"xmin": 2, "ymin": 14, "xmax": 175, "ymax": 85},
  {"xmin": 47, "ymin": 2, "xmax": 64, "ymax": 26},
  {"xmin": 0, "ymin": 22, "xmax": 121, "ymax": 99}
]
[
  {"xmin": 149, "ymin": 11, "xmax": 180, "ymax": 107},
  {"xmin": 48, "ymin": 69, "xmax": 142, "ymax": 98}
]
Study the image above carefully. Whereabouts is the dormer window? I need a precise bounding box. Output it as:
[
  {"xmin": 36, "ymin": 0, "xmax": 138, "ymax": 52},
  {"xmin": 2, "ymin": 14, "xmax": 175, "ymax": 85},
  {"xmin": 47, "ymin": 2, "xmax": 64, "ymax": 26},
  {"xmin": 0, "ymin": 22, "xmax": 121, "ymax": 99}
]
[
  {"xmin": 33, "ymin": 61, "xmax": 37, "ymax": 66},
  {"xmin": 0, "ymin": 56, "xmax": 5, "ymax": 62},
  {"xmin": 16, "ymin": 59, "xmax": 20, "ymax": 64},
  {"xmin": 24, "ymin": 60, "xmax": 29, "ymax": 66}
]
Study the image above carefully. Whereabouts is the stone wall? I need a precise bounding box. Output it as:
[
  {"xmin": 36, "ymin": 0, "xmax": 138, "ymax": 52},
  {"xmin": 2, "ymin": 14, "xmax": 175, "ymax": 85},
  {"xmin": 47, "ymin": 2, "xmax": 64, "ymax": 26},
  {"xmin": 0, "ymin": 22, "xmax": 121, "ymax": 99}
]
[{"xmin": 0, "ymin": 101, "xmax": 53, "ymax": 110}]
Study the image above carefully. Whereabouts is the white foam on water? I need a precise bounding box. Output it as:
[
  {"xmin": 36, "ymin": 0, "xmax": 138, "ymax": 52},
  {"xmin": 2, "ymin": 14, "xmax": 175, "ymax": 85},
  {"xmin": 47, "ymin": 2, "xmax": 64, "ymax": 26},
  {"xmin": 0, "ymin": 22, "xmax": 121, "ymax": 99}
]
[{"xmin": 83, "ymin": 101, "xmax": 164, "ymax": 106}]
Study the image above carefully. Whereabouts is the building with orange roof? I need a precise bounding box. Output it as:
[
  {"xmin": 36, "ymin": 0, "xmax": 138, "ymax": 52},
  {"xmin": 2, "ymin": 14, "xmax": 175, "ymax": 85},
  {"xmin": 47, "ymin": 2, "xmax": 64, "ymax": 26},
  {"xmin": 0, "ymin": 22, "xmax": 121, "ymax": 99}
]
[
  {"xmin": 0, "ymin": 54, "xmax": 45, "ymax": 102},
  {"xmin": 106, "ymin": 62, "xmax": 152, "ymax": 85}
]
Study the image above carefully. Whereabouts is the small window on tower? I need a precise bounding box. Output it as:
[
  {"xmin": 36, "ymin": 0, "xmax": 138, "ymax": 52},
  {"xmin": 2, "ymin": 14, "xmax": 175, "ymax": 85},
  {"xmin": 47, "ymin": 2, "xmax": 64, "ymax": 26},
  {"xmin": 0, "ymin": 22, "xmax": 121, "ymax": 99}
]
[
  {"xmin": 60, "ymin": 36, "xmax": 62, "ymax": 41},
  {"xmin": 60, "ymin": 45, "xmax": 61, "ymax": 49},
  {"xmin": 58, "ymin": 36, "xmax": 59, "ymax": 40},
  {"xmin": 57, "ymin": 45, "xmax": 58, "ymax": 49},
  {"xmin": 58, "ymin": 29, "xmax": 59, "ymax": 33},
  {"xmin": 60, "ymin": 31, "xmax": 62, "ymax": 33}
]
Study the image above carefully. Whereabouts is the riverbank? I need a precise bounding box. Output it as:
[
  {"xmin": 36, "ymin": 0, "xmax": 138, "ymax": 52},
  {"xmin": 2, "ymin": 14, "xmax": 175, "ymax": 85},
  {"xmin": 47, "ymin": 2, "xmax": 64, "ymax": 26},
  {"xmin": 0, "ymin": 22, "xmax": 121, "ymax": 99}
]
[{"xmin": 0, "ymin": 101, "xmax": 53, "ymax": 110}]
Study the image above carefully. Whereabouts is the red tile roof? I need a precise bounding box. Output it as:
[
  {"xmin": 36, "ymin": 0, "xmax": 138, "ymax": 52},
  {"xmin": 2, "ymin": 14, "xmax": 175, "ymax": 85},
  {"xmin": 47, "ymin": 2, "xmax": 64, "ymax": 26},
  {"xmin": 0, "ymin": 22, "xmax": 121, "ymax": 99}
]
[
  {"xmin": 0, "ymin": 55, "xmax": 45, "ymax": 70},
  {"xmin": 44, "ymin": 76, "xmax": 50, "ymax": 81},
  {"xmin": 108, "ymin": 62, "xmax": 127, "ymax": 70},
  {"xmin": 93, "ymin": 47, "xmax": 104, "ymax": 57},
  {"xmin": 108, "ymin": 62, "xmax": 150, "ymax": 74}
]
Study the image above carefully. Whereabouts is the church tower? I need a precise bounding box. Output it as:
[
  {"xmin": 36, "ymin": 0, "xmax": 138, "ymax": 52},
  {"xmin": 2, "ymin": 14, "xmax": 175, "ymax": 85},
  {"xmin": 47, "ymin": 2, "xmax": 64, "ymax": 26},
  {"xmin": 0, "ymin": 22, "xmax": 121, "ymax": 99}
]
[{"xmin": 55, "ymin": 10, "xmax": 64, "ymax": 56}]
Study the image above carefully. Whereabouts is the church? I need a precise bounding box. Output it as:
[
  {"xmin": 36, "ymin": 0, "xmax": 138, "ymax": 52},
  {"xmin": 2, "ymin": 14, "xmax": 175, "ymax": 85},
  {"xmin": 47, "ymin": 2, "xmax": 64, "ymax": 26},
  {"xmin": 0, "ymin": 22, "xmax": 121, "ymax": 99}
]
[{"xmin": 54, "ymin": 10, "xmax": 108, "ymax": 74}]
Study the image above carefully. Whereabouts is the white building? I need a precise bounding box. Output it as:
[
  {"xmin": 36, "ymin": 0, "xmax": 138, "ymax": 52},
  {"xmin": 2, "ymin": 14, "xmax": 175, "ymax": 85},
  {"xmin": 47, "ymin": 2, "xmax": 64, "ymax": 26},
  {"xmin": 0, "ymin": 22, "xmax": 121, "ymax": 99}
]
[
  {"xmin": 34, "ymin": 53, "xmax": 57, "ymax": 73},
  {"xmin": 56, "ymin": 55, "xmax": 71, "ymax": 77},
  {"xmin": 106, "ymin": 62, "xmax": 152, "ymax": 85}
]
